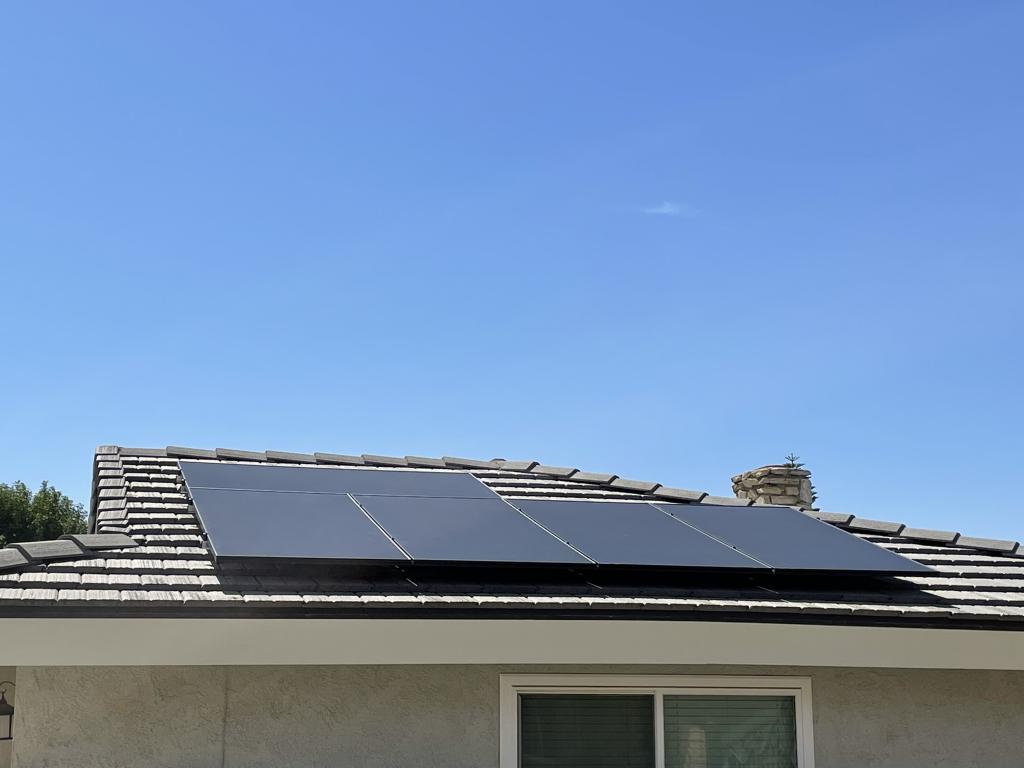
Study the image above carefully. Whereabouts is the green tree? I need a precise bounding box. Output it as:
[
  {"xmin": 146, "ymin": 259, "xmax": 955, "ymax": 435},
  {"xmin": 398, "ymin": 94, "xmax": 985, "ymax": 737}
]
[{"xmin": 0, "ymin": 481, "xmax": 87, "ymax": 547}]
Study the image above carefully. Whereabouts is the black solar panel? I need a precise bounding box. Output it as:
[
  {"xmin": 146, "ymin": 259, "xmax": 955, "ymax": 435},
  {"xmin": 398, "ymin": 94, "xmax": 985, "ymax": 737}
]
[
  {"xmin": 180, "ymin": 461, "xmax": 929, "ymax": 574},
  {"xmin": 191, "ymin": 488, "xmax": 407, "ymax": 561},
  {"xmin": 180, "ymin": 460, "xmax": 494, "ymax": 498},
  {"xmin": 512, "ymin": 499, "xmax": 767, "ymax": 569},
  {"xmin": 654, "ymin": 503, "xmax": 931, "ymax": 573},
  {"xmin": 353, "ymin": 495, "xmax": 590, "ymax": 564}
]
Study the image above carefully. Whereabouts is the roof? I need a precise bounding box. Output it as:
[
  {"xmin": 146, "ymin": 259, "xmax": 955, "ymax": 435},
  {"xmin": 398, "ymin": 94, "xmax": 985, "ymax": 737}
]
[{"xmin": 0, "ymin": 445, "xmax": 1022, "ymax": 629}]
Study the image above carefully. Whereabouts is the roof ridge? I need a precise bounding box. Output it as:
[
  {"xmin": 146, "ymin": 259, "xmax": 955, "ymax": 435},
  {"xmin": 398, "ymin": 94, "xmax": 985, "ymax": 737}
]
[
  {"xmin": 97, "ymin": 445, "xmax": 1021, "ymax": 558},
  {"xmin": 108, "ymin": 444, "xmax": 712, "ymax": 502}
]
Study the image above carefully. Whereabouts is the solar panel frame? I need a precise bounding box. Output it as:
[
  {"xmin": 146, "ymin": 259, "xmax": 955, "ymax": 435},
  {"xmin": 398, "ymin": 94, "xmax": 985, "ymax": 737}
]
[
  {"xmin": 510, "ymin": 499, "xmax": 769, "ymax": 570},
  {"xmin": 180, "ymin": 460, "xmax": 496, "ymax": 499},
  {"xmin": 352, "ymin": 494, "xmax": 592, "ymax": 565},
  {"xmin": 654, "ymin": 503, "xmax": 932, "ymax": 574},
  {"xmin": 190, "ymin": 488, "xmax": 409, "ymax": 562}
]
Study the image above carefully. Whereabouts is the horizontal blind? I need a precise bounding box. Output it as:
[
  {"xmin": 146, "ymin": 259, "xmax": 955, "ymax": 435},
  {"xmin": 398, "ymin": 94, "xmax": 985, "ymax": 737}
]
[
  {"xmin": 520, "ymin": 694, "xmax": 655, "ymax": 768},
  {"xmin": 663, "ymin": 695, "xmax": 797, "ymax": 768}
]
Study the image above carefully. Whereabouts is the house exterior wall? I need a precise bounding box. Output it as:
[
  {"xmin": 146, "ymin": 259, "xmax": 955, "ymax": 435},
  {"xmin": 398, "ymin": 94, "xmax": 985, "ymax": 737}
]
[
  {"xmin": 0, "ymin": 667, "xmax": 13, "ymax": 768},
  {"xmin": 10, "ymin": 664, "xmax": 1024, "ymax": 768}
]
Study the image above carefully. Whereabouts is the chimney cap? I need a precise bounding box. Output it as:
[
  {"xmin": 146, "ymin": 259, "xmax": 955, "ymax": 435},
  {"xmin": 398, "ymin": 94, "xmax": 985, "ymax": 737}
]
[{"xmin": 732, "ymin": 462, "xmax": 817, "ymax": 509}]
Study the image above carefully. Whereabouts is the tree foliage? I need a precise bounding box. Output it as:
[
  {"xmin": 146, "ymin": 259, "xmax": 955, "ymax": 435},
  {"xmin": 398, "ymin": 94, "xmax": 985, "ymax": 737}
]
[{"xmin": 0, "ymin": 481, "xmax": 87, "ymax": 547}]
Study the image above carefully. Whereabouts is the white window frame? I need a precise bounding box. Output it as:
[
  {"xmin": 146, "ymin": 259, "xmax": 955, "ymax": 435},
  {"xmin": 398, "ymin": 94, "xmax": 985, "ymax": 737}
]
[{"xmin": 500, "ymin": 674, "xmax": 814, "ymax": 768}]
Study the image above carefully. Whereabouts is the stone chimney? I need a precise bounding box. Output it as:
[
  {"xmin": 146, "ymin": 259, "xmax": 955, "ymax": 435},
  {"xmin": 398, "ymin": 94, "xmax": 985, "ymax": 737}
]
[{"xmin": 731, "ymin": 464, "xmax": 816, "ymax": 509}]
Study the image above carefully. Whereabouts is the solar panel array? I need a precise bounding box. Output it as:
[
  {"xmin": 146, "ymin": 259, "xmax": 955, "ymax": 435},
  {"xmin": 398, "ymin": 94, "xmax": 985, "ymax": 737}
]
[
  {"xmin": 180, "ymin": 461, "xmax": 931, "ymax": 574},
  {"xmin": 512, "ymin": 500, "xmax": 761, "ymax": 569}
]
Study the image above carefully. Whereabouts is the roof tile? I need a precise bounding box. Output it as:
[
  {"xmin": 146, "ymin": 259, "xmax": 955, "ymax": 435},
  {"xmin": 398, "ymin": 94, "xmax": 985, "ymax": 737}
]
[
  {"xmin": 700, "ymin": 495, "xmax": 753, "ymax": 506},
  {"xmin": 115, "ymin": 447, "xmax": 165, "ymax": 458},
  {"xmin": 530, "ymin": 465, "xmax": 578, "ymax": 478},
  {"xmin": 215, "ymin": 448, "xmax": 266, "ymax": 462},
  {"xmin": 653, "ymin": 486, "xmax": 706, "ymax": 503},
  {"xmin": 0, "ymin": 549, "xmax": 30, "ymax": 572},
  {"xmin": 405, "ymin": 456, "xmax": 447, "ymax": 468},
  {"xmin": 265, "ymin": 450, "xmax": 317, "ymax": 464},
  {"xmin": 901, "ymin": 528, "xmax": 960, "ymax": 545},
  {"xmin": 10, "ymin": 540, "xmax": 86, "ymax": 562},
  {"xmin": 165, "ymin": 446, "xmax": 217, "ymax": 459},
  {"xmin": 609, "ymin": 478, "xmax": 661, "ymax": 493},
  {"xmin": 956, "ymin": 536, "xmax": 1020, "ymax": 554},
  {"xmin": 360, "ymin": 454, "xmax": 409, "ymax": 467},
  {"xmin": 848, "ymin": 518, "xmax": 906, "ymax": 535},
  {"xmin": 96, "ymin": 507, "xmax": 128, "ymax": 528},
  {"xmin": 313, "ymin": 452, "xmax": 365, "ymax": 465},
  {"xmin": 21, "ymin": 588, "xmax": 59, "ymax": 602},
  {"xmin": 442, "ymin": 456, "xmax": 502, "ymax": 470},
  {"xmin": 810, "ymin": 511, "xmax": 855, "ymax": 525},
  {"xmin": 570, "ymin": 472, "xmax": 618, "ymax": 485},
  {"xmin": 497, "ymin": 460, "xmax": 539, "ymax": 472},
  {"xmin": 61, "ymin": 533, "xmax": 139, "ymax": 550}
]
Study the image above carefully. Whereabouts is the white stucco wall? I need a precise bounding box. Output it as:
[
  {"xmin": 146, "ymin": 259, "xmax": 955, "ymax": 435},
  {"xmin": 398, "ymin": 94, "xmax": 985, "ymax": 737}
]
[{"xmin": 9, "ymin": 664, "xmax": 1024, "ymax": 767}]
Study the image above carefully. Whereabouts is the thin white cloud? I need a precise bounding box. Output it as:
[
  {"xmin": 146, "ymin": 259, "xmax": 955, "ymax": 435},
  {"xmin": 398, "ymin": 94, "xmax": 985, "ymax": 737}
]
[{"xmin": 642, "ymin": 201, "xmax": 698, "ymax": 217}]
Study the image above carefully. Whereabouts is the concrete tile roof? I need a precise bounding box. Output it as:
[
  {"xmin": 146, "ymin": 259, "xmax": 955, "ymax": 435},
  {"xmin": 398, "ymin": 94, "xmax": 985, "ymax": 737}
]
[{"xmin": 0, "ymin": 445, "xmax": 1021, "ymax": 628}]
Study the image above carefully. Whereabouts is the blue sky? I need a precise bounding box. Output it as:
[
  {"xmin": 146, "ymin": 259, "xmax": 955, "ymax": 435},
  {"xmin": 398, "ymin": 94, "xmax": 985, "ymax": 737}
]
[{"xmin": 1, "ymin": 2, "xmax": 1021, "ymax": 540}]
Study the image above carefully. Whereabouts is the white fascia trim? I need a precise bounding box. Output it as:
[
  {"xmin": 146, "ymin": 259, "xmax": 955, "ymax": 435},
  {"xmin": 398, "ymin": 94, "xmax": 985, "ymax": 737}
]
[{"xmin": 0, "ymin": 618, "xmax": 1022, "ymax": 668}]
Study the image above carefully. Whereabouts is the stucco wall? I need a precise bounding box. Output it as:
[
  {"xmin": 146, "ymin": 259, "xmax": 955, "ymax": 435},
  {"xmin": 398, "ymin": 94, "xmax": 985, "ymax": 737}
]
[
  {"xmin": 9, "ymin": 664, "xmax": 1024, "ymax": 767},
  {"xmin": 0, "ymin": 667, "xmax": 13, "ymax": 768}
]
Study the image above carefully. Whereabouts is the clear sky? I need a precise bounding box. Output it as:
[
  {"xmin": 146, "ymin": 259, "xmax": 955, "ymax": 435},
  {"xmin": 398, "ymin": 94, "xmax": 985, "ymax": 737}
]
[{"xmin": 1, "ymin": 2, "xmax": 1021, "ymax": 541}]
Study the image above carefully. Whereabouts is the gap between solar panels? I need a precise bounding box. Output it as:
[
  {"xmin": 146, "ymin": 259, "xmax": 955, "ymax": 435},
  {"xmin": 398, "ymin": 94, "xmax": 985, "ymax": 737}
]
[{"xmin": 179, "ymin": 461, "xmax": 931, "ymax": 575}]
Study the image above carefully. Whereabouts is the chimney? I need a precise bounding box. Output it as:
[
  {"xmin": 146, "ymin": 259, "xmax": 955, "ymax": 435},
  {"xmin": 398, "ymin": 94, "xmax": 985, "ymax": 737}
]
[{"xmin": 731, "ymin": 461, "xmax": 816, "ymax": 509}]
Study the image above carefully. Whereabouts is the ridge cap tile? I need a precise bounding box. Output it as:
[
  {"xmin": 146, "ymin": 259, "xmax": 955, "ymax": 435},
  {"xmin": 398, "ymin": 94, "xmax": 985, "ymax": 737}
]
[
  {"xmin": 609, "ymin": 477, "xmax": 661, "ymax": 493},
  {"xmin": 955, "ymin": 536, "xmax": 1020, "ymax": 554},
  {"xmin": 530, "ymin": 465, "xmax": 578, "ymax": 478},
  {"xmin": 265, "ymin": 450, "xmax": 317, "ymax": 464},
  {"xmin": 901, "ymin": 527, "xmax": 961, "ymax": 545},
  {"xmin": 61, "ymin": 533, "xmax": 140, "ymax": 550},
  {"xmin": 498, "ymin": 460, "xmax": 539, "ymax": 472},
  {"xmin": 313, "ymin": 452, "xmax": 365, "ymax": 465},
  {"xmin": 115, "ymin": 447, "xmax": 166, "ymax": 457},
  {"xmin": 652, "ymin": 486, "xmax": 707, "ymax": 503},
  {"xmin": 10, "ymin": 540, "xmax": 87, "ymax": 561},
  {"xmin": 442, "ymin": 456, "xmax": 502, "ymax": 470},
  {"xmin": 810, "ymin": 511, "xmax": 855, "ymax": 525},
  {"xmin": 166, "ymin": 446, "xmax": 217, "ymax": 459},
  {"xmin": 699, "ymin": 495, "xmax": 754, "ymax": 506},
  {"xmin": 405, "ymin": 456, "xmax": 447, "ymax": 468},
  {"xmin": 215, "ymin": 448, "xmax": 266, "ymax": 461},
  {"xmin": 847, "ymin": 517, "xmax": 906, "ymax": 535},
  {"xmin": 571, "ymin": 471, "xmax": 618, "ymax": 485},
  {"xmin": 360, "ymin": 454, "xmax": 409, "ymax": 467},
  {"xmin": 0, "ymin": 549, "xmax": 30, "ymax": 572}
]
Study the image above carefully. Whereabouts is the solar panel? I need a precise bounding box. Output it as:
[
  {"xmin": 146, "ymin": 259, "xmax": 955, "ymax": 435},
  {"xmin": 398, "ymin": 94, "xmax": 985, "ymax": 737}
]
[
  {"xmin": 180, "ymin": 460, "xmax": 494, "ymax": 498},
  {"xmin": 180, "ymin": 461, "xmax": 929, "ymax": 574},
  {"xmin": 654, "ymin": 503, "xmax": 931, "ymax": 573},
  {"xmin": 511, "ymin": 499, "xmax": 768, "ymax": 569},
  {"xmin": 353, "ymin": 495, "xmax": 590, "ymax": 564},
  {"xmin": 191, "ymin": 488, "xmax": 407, "ymax": 561}
]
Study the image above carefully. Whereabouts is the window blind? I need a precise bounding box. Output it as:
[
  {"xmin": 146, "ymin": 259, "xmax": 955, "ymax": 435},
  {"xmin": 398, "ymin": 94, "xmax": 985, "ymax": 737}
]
[
  {"xmin": 519, "ymin": 694, "xmax": 655, "ymax": 768},
  {"xmin": 662, "ymin": 695, "xmax": 797, "ymax": 768}
]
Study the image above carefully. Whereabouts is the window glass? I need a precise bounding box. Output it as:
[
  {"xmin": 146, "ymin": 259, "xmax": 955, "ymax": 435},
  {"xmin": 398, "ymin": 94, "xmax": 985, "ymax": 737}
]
[
  {"xmin": 519, "ymin": 694, "xmax": 655, "ymax": 768},
  {"xmin": 662, "ymin": 695, "xmax": 797, "ymax": 768}
]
